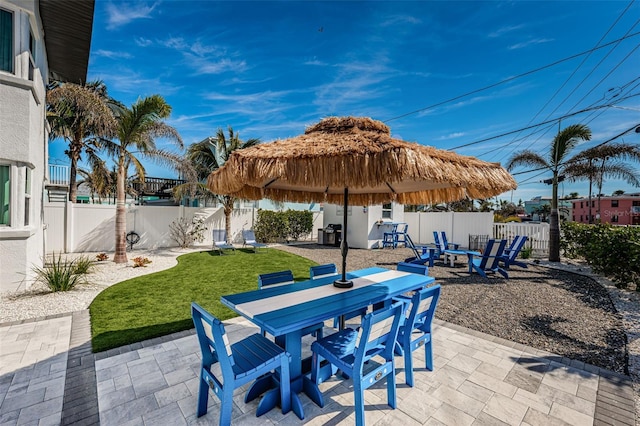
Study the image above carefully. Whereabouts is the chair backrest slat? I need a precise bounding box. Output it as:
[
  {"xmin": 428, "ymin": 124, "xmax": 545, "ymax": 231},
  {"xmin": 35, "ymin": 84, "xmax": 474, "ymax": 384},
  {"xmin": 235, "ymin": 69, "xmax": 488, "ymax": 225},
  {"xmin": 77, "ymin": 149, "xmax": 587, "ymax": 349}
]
[
  {"xmin": 479, "ymin": 239, "xmax": 507, "ymax": 269},
  {"xmin": 310, "ymin": 263, "xmax": 338, "ymax": 279},
  {"xmin": 506, "ymin": 235, "xmax": 528, "ymax": 261},
  {"xmin": 192, "ymin": 303, "xmax": 234, "ymax": 374},
  {"xmin": 242, "ymin": 229, "xmax": 257, "ymax": 243},
  {"xmin": 408, "ymin": 285, "xmax": 441, "ymax": 333},
  {"xmin": 355, "ymin": 302, "xmax": 404, "ymax": 364},
  {"xmin": 258, "ymin": 270, "xmax": 295, "ymax": 289}
]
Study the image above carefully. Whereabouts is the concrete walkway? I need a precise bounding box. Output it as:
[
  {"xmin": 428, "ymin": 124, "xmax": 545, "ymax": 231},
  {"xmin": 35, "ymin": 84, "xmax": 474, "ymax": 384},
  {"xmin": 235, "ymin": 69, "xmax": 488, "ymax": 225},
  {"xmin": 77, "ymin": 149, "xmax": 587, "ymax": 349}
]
[{"xmin": 1, "ymin": 311, "xmax": 635, "ymax": 425}]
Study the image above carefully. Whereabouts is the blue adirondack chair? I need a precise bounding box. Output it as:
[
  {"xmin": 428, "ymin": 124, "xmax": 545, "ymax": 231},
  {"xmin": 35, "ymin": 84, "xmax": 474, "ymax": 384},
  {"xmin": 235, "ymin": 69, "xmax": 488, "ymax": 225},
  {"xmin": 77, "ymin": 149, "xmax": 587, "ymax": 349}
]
[
  {"xmin": 467, "ymin": 239, "xmax": 508, "ymax": 278},
  {"xmin": 393, "ymin": 285, "xmax": 441, "ymax": 387},
  {"xmin": 191, "ymin": 302, "xmax": 291, "ymax": 424},
  {"xmin": 397, "ymin": 261, "xmax": 429, "ymax": 275},
  {"xmin": 242, "ymin": 229, "xmax": 267, "ymax": 252},
  {"xmin": 310, "ymin": 264, "xmax": 367, "ymax": 329},
  {"xmin": 500, "ymin": 235, "xmax": 529, "ymax": 269},
  {"xmin": 403, "ymin": 234, "xmax": 438, "ymax": 267},
  {"xmin": 212, "ymin": 229, "xmax": 234, "ymax": 255},
  {"xmin": 382, "ymin": 223, "xmax": 399, "ymax": 248},
  {"xmin": 310, "ymin": 302, "xmax": 405, "ymax": 426},
  {"xmin": 258, "ymin": 270, "xmax": 323, "ymax": 340}
]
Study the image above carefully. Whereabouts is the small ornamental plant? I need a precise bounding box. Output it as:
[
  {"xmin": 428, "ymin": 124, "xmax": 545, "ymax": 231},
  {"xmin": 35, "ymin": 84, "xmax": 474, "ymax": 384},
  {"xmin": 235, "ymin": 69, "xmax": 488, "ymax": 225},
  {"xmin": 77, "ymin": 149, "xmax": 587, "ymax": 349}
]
[
  {"xmin": 132, "ymin": 256, "xmax": 152, "ymax": 268},
  {"xmin": 96, "ymin": 253, "xmax": 109, "ymax": 261}
]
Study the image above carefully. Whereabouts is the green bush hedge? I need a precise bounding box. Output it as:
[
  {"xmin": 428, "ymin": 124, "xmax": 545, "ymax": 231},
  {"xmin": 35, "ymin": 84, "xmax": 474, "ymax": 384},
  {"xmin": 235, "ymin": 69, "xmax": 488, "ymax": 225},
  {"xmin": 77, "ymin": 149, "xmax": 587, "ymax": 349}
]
[
  {"xmin": 561, "ymin": 222, "xmax": 640, "ymax": 290},
  {"xmin": 254, "ymin": 209, "xmax": 313, "ymax": 243}
]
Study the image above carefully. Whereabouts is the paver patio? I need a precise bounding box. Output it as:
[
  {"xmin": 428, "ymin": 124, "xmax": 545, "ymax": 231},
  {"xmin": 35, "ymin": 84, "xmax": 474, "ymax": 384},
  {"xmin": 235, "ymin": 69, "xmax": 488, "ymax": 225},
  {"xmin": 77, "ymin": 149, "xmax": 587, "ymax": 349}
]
[{"xmin": 2, "ymin": 307, "xmax": 634, "ymax": 425}]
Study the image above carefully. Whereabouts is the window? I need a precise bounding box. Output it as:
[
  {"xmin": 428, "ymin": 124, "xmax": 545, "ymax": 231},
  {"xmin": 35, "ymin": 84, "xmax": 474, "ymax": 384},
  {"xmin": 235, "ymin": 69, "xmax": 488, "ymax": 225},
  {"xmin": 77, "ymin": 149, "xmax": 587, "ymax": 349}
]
[
  {"xmin": 580, "ymin": 215, "xmax": 583, "ymax": 222},
  {"xmin": 611, "ymin": 200, "xmax": 619, "ymax": 207},
  {"xmin": 0, "ymin": 8, "xmax": 13, "ymax": 73},
  {"xmin": 572, "ymin": 215, "xmax": 575, "ymax": 221},
  {"xmin": 1, "ymin": 165, "xmax": 9, "ymax": 225},
  {"xmin": 381, "ymin": 203, "xmax": 392, "ymax": 219},
  {"xmin": 24, "ymin": 168, "xmax": 30, "ymax": 226},
  {"xmin": 29, "ymin": 29, "xmax": 35, "ymax": 61},
  {"xmin": 611, "ymin": 215, "xmax": 619, "ymax": 223},
  {"xmin": 580, "ymin": 201, "xmax": 583, "ymax": 208}
]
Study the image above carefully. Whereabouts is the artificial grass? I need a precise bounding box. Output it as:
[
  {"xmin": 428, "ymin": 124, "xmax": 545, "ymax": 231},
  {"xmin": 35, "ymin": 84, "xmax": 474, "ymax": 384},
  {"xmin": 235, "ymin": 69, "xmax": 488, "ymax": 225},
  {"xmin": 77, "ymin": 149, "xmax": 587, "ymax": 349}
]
[{"xmin": 89, "ymin": 248, "xmax": 317, "ymax": 352}]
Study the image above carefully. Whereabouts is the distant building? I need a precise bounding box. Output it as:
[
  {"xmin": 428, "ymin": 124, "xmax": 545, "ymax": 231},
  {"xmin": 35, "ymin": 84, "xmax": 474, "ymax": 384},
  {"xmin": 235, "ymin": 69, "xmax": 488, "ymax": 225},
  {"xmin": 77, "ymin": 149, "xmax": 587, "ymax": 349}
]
[
  {"xmin": 524, "ymin": 196, "xmax": 572, "ymax": 222},
  {"xmin": 572, "ymin": 194, "xmax": 640, "ymax": 225}
]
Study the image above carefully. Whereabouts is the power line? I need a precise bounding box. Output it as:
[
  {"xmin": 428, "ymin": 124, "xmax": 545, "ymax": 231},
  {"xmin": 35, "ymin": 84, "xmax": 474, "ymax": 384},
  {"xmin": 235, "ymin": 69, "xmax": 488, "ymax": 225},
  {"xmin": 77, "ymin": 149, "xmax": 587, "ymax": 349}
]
[
  {"xmin": 382, "ymin": 30, "xmax": 640, "ymax": 124},
  {"xmin": 447, "ymin": 92, "xmax": 640, "ymax": 150}
]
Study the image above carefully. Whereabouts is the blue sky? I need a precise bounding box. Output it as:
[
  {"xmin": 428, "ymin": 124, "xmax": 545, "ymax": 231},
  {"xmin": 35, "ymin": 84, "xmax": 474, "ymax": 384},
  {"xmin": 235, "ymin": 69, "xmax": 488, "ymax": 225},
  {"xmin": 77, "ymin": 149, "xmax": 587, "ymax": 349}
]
[{"xmin": 49, "ymin": 0, "xmax": 640, "ymax": 204}]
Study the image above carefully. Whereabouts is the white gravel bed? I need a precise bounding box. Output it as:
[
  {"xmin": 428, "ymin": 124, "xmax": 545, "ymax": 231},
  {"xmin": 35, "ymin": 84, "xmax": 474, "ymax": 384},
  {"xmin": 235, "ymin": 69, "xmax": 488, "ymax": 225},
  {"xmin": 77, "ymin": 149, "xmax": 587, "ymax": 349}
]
[{"xmin": 0, "ymin": 245, "xmax": 207, "ymax": 324}]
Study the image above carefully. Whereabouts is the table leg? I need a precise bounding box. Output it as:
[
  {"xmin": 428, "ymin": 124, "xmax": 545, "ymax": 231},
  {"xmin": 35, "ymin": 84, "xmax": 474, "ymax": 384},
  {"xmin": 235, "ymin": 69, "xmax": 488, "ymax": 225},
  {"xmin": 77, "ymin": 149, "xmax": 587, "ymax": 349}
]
[{"xmin": 283, "ymin": 330, "xmax": 304, "ymax": 419}]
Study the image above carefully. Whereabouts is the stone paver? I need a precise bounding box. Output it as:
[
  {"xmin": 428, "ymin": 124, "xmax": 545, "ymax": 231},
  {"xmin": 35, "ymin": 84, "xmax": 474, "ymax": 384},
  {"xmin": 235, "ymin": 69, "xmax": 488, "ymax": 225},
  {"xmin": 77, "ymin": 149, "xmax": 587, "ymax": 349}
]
[
  {"xmin": 0, "ymin": 307, "xmax": 637, "ymax": 425},
  {"xmin": 0, "ymin": 315, "xmax": 72, "ymax": 426}
]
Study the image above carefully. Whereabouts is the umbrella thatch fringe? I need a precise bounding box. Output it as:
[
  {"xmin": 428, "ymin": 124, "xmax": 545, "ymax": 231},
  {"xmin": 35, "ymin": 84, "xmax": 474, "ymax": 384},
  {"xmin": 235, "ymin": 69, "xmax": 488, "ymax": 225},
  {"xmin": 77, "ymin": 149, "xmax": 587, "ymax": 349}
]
[{"xmin": 207, "ymin": 117, "xmax": 517, "ymax": 205}]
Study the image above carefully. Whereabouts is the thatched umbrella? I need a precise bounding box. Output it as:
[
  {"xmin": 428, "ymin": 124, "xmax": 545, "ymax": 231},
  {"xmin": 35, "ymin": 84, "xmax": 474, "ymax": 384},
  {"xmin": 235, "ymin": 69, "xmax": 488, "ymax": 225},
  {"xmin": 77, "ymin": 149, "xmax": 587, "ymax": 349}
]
[{"xmin": 208, "ymin": 116, "xmax": 516, "ymax": 287}]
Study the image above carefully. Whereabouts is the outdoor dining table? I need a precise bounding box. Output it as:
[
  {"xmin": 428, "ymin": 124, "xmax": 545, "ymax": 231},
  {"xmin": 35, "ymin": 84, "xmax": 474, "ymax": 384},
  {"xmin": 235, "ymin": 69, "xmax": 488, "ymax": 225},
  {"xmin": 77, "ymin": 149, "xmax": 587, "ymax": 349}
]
[{"xmin": 221, "ymin": 266, "xmax": 435, "ymax": 420}]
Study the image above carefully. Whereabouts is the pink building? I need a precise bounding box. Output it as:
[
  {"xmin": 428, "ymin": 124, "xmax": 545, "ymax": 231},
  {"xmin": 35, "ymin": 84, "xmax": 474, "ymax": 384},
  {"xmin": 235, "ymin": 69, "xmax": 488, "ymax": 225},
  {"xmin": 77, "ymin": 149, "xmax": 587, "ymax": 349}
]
[{"xmin": 571, "ymin": 194, "xmax": 640, "ymax": 225}]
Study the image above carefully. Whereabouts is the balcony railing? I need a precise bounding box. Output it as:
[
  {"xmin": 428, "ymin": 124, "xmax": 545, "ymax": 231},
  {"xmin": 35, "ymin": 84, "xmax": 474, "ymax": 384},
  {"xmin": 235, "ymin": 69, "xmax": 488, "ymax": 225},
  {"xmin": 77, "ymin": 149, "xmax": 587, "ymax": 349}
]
[{"xmin": 48, "ymin": 164, "xmax": 69, "ymax": 186}]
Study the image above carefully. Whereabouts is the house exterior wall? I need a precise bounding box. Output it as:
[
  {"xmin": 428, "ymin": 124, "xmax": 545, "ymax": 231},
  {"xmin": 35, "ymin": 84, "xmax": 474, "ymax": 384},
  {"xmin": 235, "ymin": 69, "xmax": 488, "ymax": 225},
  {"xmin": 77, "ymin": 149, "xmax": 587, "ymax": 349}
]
[
  {"xmin": 571, "ymin": 195, "xmax": 640, "ymax": 225},
  {"xmin": 0, "ymin": 0, "xmax": 48, "ymax": 293}
]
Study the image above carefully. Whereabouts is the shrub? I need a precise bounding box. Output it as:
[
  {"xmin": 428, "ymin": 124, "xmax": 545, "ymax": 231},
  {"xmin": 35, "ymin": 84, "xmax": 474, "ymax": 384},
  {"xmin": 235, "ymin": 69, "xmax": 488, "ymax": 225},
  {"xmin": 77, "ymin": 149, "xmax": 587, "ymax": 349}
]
[
  {"xmin": 253, "ymin": 209, "xmax": 314, "ymax": 242},
  {"xmin": 561, "ymin": 222, "xmax": 640, "ymax": 289},
  {"xmin": 254, "ymin": 210, "xmax": 289, "ymax": 242},
  {"xmin": 285, "ymin": 210, "xmax": 313, "ymax": 241},
  {"xmin": 32, "ymin": 253, "xmax": 88, "ymax": 292},
  {"xmin": 96, "ymin": 253, "xmax": 109, "ymax": 261},
  {"xmin": 520, "ymin": 246, "xmax": 533, "ymax": 259},
  {"xmin": 72, "ymin": 255, "xmax": 95, "ymax": 275},
  {"xmin": 132, "ymin": 257, "xmax": 152, "ymax": 268},
  {"xmin": 169, "ymin": 217, "xmax": 206, "ymax": 248}
]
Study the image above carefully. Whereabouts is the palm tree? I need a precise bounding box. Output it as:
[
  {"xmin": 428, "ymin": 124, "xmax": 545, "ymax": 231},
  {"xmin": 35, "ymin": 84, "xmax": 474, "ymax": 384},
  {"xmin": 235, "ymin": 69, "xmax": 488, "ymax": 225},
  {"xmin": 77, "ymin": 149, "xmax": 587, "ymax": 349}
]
[
  {"xmin": 176, "ymin": 127, "xmax": 260, "ymax": 242},
  {"xmin": 77, "ymin": 160, "xmax": 111, "ymax": 203},
  {"xmin": 506, "ymin": 124, "xmax": 592, "ymax": 261},
  {"xmin": 46, "ymin": 81, "xmax": 119, "ymax": 202},
  {"xmin": 102, "ymin": 95, "xmax": 184, "ymax": 263},
  {"xmin": 563, "ymin": 143, "xmax": 640, "ymax": 223}
]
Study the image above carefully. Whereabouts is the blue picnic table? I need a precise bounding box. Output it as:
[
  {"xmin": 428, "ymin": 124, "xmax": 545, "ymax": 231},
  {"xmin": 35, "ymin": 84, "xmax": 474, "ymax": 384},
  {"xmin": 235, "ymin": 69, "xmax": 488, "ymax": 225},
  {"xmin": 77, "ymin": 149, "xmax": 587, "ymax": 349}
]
[{"xmin": 221, "ymin": 266, "xmax": 434, "ymax": 419}]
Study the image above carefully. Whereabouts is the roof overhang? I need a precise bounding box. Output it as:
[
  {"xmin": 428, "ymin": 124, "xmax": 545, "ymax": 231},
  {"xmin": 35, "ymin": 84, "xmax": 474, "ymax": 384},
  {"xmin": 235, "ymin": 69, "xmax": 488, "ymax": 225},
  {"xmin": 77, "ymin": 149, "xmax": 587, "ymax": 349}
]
[{"xmin": 39, "ymin": 0, "xmax": 95, "ymax": 84}]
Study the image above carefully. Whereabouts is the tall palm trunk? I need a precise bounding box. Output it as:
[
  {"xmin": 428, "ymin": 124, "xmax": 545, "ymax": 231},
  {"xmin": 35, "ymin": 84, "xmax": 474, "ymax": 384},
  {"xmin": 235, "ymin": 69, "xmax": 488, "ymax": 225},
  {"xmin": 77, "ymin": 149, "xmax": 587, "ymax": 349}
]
[
  {"xmin": 223, "ymin": 196, "xmax": 233, "ymax": 244},
  {"xmin": 549, "ymin": 171, "xmax": 560, "ymax": 262},
  {"xmin": 114, "ymin": 155, "xmax": 128, "ymax": 263}
]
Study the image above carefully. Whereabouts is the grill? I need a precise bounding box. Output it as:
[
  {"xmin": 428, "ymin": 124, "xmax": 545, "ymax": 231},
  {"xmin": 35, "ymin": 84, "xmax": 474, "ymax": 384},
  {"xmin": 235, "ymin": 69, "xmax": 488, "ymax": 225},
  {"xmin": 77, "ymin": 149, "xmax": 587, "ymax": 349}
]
[{"xmin": 318, "ymin": 224, "xmax": 342, "ymax": 246}]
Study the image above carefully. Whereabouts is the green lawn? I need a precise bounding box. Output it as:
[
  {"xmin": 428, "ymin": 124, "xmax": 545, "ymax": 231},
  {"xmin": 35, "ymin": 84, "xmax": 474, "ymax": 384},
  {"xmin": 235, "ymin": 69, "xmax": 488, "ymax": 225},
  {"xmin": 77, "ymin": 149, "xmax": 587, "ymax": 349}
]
[{"xmin": 89, "ymin": 249, "xmax": 317, "ymax": 352}]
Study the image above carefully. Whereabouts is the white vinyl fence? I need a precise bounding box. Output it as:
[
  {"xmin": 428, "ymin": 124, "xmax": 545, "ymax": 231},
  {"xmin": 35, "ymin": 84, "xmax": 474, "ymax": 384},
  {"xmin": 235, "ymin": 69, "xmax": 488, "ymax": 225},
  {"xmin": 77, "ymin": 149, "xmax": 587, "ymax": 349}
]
[
  {"xmin": 44, "ymin": 203, "xmax": 322, "ymax": 254},
  {"xmin": 493, "ymin": 222, "xmax": 549, "ymax": 253}
]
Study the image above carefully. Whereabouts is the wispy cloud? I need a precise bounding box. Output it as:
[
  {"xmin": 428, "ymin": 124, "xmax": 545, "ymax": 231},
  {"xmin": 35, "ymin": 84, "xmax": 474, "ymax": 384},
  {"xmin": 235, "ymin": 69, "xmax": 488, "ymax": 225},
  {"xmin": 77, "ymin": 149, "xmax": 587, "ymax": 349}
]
[
  {"xmin": 105, "ymin": 2, "xmax": 157, "ymax": 30},
  {"xmin": 94, "ymin": 50, "xmax": 132, "ymax": 60},
  {"xmin": 187, "ymin": 54, "xmax": 247, "ymax": 75},
  {"xmin": 437, "ymin": 132, "xmax": 466, "ymax": 141},
  {"xmin": 135, "ymin": 37, "xmax": 153, "ymax": 47},
  {"xmin": 380, "ymin": 15, "xmax": 421, "ymax": 27},
  {"xmin": 488, "ymin": 24, "xmax": 525, "ymax": 38},
  {"xmin": 93, "ymin": 68, "xmax": 182, "ymax": 98},
  {"xmin": 508, "ymin": 38, "xmax": 554, "ymax": 50}
]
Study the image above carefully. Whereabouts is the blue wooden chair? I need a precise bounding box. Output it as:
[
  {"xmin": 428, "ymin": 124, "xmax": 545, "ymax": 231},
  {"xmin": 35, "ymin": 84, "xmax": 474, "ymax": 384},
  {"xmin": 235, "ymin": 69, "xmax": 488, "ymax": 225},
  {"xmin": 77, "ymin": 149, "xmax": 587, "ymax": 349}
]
[
  {"xmin": 394, "ymin": 223, "xmax": 409, "ymax": 247},
  {"xmin": 311, "ymin": 264, "xmax": 367, "ymax": 329},
  {"xmin": 212, "ymin": 229, "xmax": 234, "ymax": 255},
  {"xmin": 440, "ymin": 231, "xmax": 459, "ymax": 251},
  {"xmin": 382, "ymin": 223, "xmax": 399, "ymax": 248},
  {"xmin": 500, "ymin": 235, "xmax": 529, "ymax": 269},
  {"xmin": 397, "ymin": 261, "xmax": 429, "ymax": 276},
  {"xmin": 310, "ymin": 302, "xmax": 405, "ymax": 426},
  {"xmin": 403, "ymin": 234, "xmax": 438, "ymax": 267},
  {"xmin": 393, "ymin": 285, "xmax": 441, "ymax": 386},
  {"xmin": 258, "ymin": 270, "xmax": 295, "ymax": 289},
  {"xmin": 258, "ymin": 270, "xmax": 324, "ymax": 340},
  {"xmin": 242, "ymin": 229, "xmax": 267, "ymax": 252},
  {"xmin": 191, "ymin": 302, "xmax": 291, "ymax": 424},
  {"xmin": 467, "ymin": 239, "xmax": 508, "ymax": 278}
]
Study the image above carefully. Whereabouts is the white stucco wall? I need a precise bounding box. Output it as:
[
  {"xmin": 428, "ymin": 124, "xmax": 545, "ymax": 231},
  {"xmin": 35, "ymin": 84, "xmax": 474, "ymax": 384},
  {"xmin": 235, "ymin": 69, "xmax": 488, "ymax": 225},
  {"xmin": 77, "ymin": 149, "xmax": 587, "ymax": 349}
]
[{"xmin": 0, "ymin": 1, "xmax": 49, "ymax": 293}]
